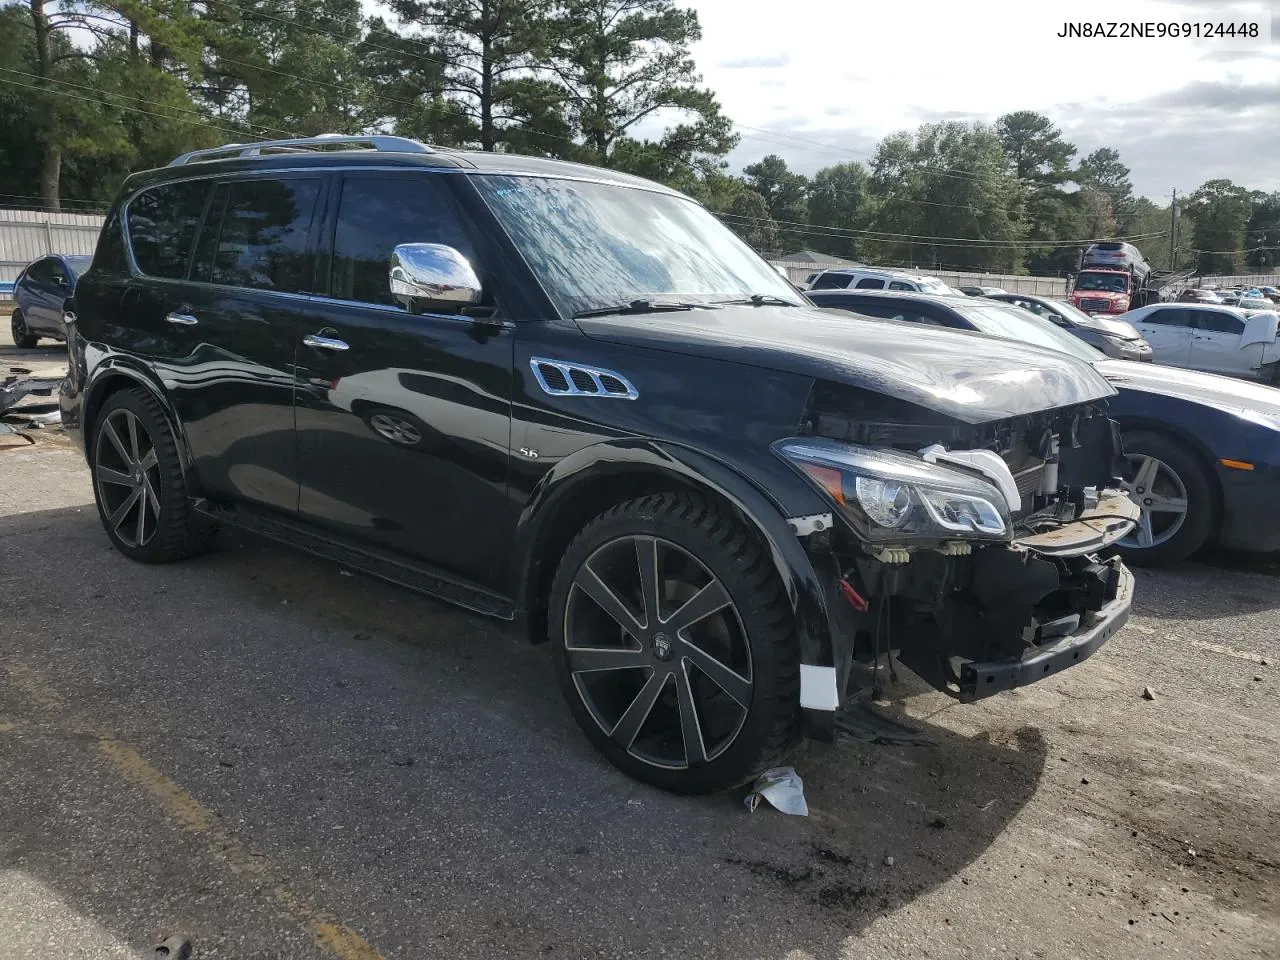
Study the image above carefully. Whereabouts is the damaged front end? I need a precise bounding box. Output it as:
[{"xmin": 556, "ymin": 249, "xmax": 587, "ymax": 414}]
[{"xmin": 777, "ymin": 388, "xmax": 1137, "ymax": 740}]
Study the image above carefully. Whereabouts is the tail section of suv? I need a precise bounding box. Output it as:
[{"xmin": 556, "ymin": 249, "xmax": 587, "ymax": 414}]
[{"xmin": 61, "ymin": 135, "xmax": 1137, "ymax": 794}]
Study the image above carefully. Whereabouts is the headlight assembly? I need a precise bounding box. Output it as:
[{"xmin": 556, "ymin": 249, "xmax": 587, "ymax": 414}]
[{"xmin": 774, "ymin": 437, "xmax": 1012, "ymax": 542}]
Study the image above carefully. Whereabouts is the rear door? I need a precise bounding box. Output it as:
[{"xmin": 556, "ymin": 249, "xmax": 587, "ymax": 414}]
[
  {"xmin": 292, "ymin": 171, "xmax": 514, "ymax": 588},
  {"xmin": 1130, "ymin": 306, "xmax": 1193, "ymax": 366},
  {"xmin": 1187, "ymin": 309, "xmax": 1250, "ymax": 376},
  {"xmin": 153, "ymin": 174, "xmax": 322, "ymax": 513}
]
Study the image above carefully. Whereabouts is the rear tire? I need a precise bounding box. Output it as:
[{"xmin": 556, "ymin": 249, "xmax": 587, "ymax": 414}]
[
  {"xmin": 548, "ymin": 492, "xmax": 800, "ymax": 794},
  {"xmin": 11, "ymin": 309, "xmax": 37, "ymax": 348},
  {"xmin": 91, "ymin": 387, "xmax": 218, "ymax": 564},
  {"xmin": 1114, "ymin": 431, "xmax": 1215, "ymax": 566}
]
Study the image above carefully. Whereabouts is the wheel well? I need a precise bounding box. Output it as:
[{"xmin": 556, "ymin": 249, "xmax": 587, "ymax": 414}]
[
  {"xmin": 84, "ymin": 375, "xmax": 139, "ymax": 450},
  {"xmin": 523, "ymin": 469, "xmax": 765, "ymax": 644}
]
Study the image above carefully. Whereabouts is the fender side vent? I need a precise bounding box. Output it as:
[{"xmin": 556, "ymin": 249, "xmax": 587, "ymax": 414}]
[{"xmin": 529, "ymin": 358, "xmax": 638, "ymax": 400}]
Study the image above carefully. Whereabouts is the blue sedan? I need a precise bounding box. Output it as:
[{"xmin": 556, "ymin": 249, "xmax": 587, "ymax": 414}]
[
  {"xmin": 11, "ymin": 254, "xmax": 92, "ymax": 348},
  {"xmin": 808, "ymin": 288, "xmax": 1280, "ymax": 565}
]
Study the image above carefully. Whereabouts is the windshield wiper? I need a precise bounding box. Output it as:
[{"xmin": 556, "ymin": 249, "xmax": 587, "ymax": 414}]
[
  {"xmin": 572, "ymin": 299, "xmax": 704, "ymax": 319},
  {"xmin": 711, "ymin": 294, "xmax": 800, "ymax": 307}
]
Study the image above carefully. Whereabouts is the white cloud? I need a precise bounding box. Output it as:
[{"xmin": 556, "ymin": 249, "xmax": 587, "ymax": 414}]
[{"xmin": 686, "ymin": 0, "xmax": 1280, "ymax": 196}]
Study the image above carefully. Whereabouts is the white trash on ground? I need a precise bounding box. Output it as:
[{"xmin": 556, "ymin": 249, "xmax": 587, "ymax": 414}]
[{"xmin": 744, "ymin": 766, "xmax": 808, "ymax": 816}]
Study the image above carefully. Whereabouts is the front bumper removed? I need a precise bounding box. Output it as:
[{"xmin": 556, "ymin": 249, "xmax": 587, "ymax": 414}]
[{"xmin": 958, "ymin": 562, "xmax": 1133, "ymax": 701}]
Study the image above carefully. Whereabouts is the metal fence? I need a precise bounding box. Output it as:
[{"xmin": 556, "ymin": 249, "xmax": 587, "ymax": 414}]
[
  {"xmin": 0, "ymin": 209, "xmax": 106, "ymax": 298},
  {"xmin": 769, "ymin": 260, "xmax": 1071, "ymax": 297},
  {"xmin": 1198, "ymin": 274, "xmax": 1280, "ymax": 288}
]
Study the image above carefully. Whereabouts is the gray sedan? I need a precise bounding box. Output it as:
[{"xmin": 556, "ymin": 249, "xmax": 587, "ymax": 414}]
[{"xmin": 985, "ymin": 292, "xmax": 1153, "ymax": 362}]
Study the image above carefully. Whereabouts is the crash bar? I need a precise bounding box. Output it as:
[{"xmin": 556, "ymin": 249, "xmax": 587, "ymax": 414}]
[{"xmin": 168, "ymin": 134, "xmax": 436, "ymax": 166}]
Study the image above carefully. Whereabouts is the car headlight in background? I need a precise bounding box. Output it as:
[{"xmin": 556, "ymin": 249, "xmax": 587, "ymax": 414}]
[{"xmin": 773, "ymin": 438, "xmax": 1011, "ymax": 542}]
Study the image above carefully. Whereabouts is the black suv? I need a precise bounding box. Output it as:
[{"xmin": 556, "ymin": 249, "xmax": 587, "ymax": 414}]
[{"xmin": 61, "ymin": 135, "xmax": 1137, "ymax": 794}]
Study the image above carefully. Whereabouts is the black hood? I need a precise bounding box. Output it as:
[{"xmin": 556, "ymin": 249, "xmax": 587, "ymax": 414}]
[{"xmin": 576, "ymin": 305, "xmax": 1116, "ymax": 424}]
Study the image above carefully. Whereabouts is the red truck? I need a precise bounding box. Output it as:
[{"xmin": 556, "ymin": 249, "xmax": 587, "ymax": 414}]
[
  {"xmin": 1070, "ymin": 267, "xmax": 1139, "ymax": 316},
  {"xmin": 1070, "ymin": 258, "xmax": 1196, "ymax": 317}
]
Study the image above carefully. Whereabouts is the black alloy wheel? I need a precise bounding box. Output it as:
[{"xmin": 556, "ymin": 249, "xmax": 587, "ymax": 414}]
[
  {"xmin": 91, "ymin": 388, "xmax": 218, "ymax": 563},
  {"xmin": 95, "ymin": 406, "xmax": 163, "ymax": 549},
  {"xmin": 11, "ymin": 310, "xmax": 37, "ymax": 348},
  {"xmin": 550, "ymin": 493, "xmax": 800, "ymax": 794}
]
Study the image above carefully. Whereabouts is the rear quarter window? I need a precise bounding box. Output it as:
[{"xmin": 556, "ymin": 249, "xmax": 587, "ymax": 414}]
[{"xmin": 126, "ymin": 180, "xmax": 211, "ymax": 279}]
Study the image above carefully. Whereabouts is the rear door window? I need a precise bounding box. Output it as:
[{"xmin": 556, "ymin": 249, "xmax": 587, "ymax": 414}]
[
  {"xmin": 127, "ymin": 180, "xmax": 211, "ymax": 279},
  {"xmin": 1195, "ymin": 311, "xmax": 1246, "ymax": 335},
  {"xmin": 197, "ymin": 177, "xmax": 320, "ymax": 293},
  {"xmin": 328, "ymin": 174, "xmax": 477, "ymax": 307},
  {"xmin": 854, "ymin": 277, "xmax": 885, "ymax": 289}
]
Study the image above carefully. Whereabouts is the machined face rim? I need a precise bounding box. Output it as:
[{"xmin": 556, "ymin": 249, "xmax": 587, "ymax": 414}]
[
  {"xmin": 1120, "ymin": 453, "xmax": 1188, "ymax": 549},
  {"xmin": 94, "ymin": 408, "xmax": 162, "ymax": 548},
  {"xmin": 563, "ymin": 535, "xmax": 753, "ymax": 771},
  {"xmin": 368, "ymin": 412, "xmax": 422, "ymax": 446}
]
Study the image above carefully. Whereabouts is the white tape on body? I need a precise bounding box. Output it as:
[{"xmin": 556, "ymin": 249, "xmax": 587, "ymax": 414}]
[{"xmin": 799, "ymin": 664, "xmax": 839, "ymax": 711}]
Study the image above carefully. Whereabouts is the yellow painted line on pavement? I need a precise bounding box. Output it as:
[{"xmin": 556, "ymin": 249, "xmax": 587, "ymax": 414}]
[
  {"xmin": 98, "ymin": 739, "xmax": 217, "ymax": 834},
  {"xmin": 5, "ymin": 661, "xmax": 386, "ymax": 960},
  {"xmin": 3, "ymin": 663, "xmax": 66, "ymax": 712}
]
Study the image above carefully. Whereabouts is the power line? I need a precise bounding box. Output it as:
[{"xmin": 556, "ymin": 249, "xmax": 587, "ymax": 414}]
[
  {"xmin": 0, "ymin": 66, "xmax": 292, "ymax": 139},
  {"xmin": 213, "ymin": 0, "xmax": 1023, "ymax": 191},
  {"xmin": 716, "ymin": 210, "xmax": 1169, "ymax": 248},
  {"xmin": 0, "ymin": 74, "xmax": 272, "ymax": 144}
]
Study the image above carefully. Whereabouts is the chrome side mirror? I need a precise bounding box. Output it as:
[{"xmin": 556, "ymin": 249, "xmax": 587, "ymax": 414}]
[{"xmin": 389, "ymin": 243, "xmax": 482, "ymax": 310}]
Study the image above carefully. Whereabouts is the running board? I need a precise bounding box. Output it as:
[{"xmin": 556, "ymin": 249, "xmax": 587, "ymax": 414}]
[{"xmin": 194, "ymin": 501, "xmax": 514, "ymax": 620}]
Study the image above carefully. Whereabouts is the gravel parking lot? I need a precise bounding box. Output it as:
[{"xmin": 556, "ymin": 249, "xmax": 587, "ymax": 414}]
[{"xmin": 1, "ymin": 333, "xmax": 1277, "ymax": 960}]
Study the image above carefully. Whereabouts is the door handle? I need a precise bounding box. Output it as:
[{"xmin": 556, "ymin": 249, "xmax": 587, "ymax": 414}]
[
  {"xmin": 165, "ymin": 312, "xmax": 199, "ymax": 326},
  {"xmin": 303, "ymin": 333, "xmax": 349, "ymax": 351}
]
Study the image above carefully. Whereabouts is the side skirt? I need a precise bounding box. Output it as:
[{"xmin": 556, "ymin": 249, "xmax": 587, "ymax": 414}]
[{"xmin": 193, "ymin": 500, "xmax": 515, "ymax": 621}]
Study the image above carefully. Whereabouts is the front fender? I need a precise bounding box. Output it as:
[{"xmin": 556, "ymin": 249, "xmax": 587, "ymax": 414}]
[{"xmin": 513, "ymin": 439, "xmax": 844, "ymax": 736}]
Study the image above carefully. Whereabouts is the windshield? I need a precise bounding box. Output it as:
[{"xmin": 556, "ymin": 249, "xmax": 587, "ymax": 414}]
[
  {"xmin": 952, "ymin": 302, "xmax": 1105, "ymax": 363},
  {"xmin": 472, "ymin": 175, "xmax": 804, "ymax": 316},
  {"xmin": 1075, "ymin": 272, "xmax": 1128, "ymax": 292},
  {"xmin": 1240, "ymin": 298, "xmax": 1275, "ymax": 311},
  {"xmin": 917, "ymin": 278, "xmax": 951, "ymax": 294},
  {"xmin": 65, "ymin": 256, "xmax": 93, "ymax": 277},
  {"xmin": 1044, "ymin": 298, "xmax": 1099, "ymax": 325}
]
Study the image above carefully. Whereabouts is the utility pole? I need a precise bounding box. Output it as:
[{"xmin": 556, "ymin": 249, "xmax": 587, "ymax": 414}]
[{"xmin": 1169, "ymin": 188, "xmax": 1178, "ymax": 271}]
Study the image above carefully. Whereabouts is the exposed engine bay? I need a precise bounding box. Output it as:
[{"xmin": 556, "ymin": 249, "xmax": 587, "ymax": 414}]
[{"xmin": 782, "ymin": 387, "xmax": 1138, "ymax": 734}]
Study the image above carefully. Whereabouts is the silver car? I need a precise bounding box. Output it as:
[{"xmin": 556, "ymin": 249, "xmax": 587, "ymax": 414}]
[{"xmin": 986, "ymin": 293, "xmax": 1153, "ymax": 361}]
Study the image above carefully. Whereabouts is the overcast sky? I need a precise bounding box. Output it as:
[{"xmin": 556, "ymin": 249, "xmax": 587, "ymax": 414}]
[{"xmin": 684, "ymin": 0, "xmax": 1280, "ymax": 200}]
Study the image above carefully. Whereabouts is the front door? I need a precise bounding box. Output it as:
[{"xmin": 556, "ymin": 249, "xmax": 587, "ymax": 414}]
[
  {"xmin": 146, "ymin": 174, "xmax": 322, "ymax": 513},
  {"xmin": 22, "ymin": 258, "xmax": 64, "ymax": 335},
  {"xmin": 293, "ymin": 172, "xmax": 514, "ymax": 589},
  {"xmin": 1132, "ymin": 307, "xmax": 1194, "ymax": 367}
]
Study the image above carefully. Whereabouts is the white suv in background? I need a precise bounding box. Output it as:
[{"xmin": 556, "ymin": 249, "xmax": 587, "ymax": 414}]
[{"xmin": 807, "ymin": 267, "xmax": 960, "ymax": 295}]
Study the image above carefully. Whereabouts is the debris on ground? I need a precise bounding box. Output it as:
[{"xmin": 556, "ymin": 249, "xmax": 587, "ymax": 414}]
[
  {"xmin": 1142, "ymin": 686, "xmax": 1157, "ymax": 700},
  {"xmin": 745, "ymin": 767, "xmax": 808, "ymax": 816},
  {"xmin": 152, "ymin": 935, "xmax": 193, "ymax": 959},
  {"xmin": 883, "ymin": 856, "xmax": 895, "ymax": 867}
]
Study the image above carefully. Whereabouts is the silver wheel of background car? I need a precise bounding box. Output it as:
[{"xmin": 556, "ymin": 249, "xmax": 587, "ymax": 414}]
[
  {"xmin": 563, "ymin": 535, "xmax": 753, "ymax": 771},
  {"xmin": 1120, "ymin": 453, "xmax": 1188, "ymax": 550},
  {"xmin": 94, "ymin": 407, "xmax": 163, "ymax": 549},
  {"xmin": 367, "ymin": 411, "xmax": 422, "ymax": 446}
]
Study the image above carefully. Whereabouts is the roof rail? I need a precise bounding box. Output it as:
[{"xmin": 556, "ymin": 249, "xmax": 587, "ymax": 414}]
[{"xmin": 168, "ymin": 134, "xmax": 435, "ymax": 167}]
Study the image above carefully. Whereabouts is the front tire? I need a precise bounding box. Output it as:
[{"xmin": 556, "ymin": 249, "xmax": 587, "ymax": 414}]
[
  {"xmin": 548, "ymin": 493, "xmax": 800, "ymax": 794},
  {"xmin": 91, "ymin": 388, "xmax": 218, "ymax": 563},
  {"xmin": 1115, "ymin": 431, "xmax": 1215, "ymax": 566},
  {"xmin": 11, "ymin": 309, "xmax": 37, "ymax": 348}
]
